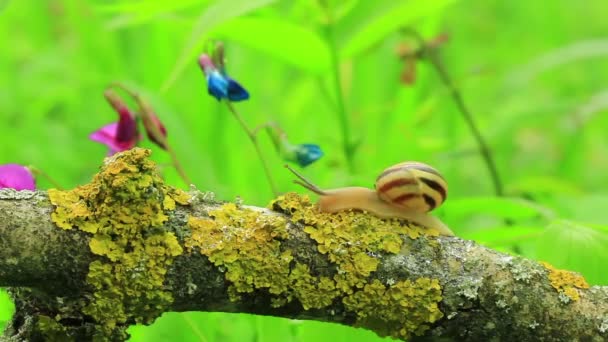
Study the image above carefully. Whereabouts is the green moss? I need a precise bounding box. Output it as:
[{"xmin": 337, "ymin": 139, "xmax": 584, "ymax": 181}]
[
  {"xmin": 540, "ymin": 261, "xmax": 589, "ymax": 302},
  {"xmin": 48, "ymin": 148, "xmax": 190, "ymax": 339}
]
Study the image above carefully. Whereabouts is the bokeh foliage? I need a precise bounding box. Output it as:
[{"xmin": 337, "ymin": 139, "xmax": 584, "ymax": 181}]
[{"xmin": 1, "ymin": 0, "xmax": 608, "ymax": 340}]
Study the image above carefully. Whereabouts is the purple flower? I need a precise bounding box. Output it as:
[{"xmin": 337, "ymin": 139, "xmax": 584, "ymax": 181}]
[
  {"xmin": 0, "ymin": 164, "xmax": 36, "ymax": 190},
  {"xmin": 90, "ymin": 91, "xmax": 141, "ymax": 155},
  {"xmin": 198, "ymin": 54, "xmax": 249, "ymax": 102}
]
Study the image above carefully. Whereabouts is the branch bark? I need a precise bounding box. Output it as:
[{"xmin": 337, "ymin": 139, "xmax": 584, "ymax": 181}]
[{"xmin": 1, "ymin": 149, "xmax": 607, "ymax": 342}]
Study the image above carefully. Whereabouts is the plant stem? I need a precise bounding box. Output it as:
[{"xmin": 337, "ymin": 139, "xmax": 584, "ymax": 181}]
[
  {"xmin": 137, "ymin": 98, "xmax": 193, "ymax": 186},
  {"xmin": 109, "ymin": 82, "xmax": 192, "ymax": 186},
  {"xmin": 316, "ymin": 77, "xmax": 338, "ymax": 112},
  {"xmin": 321, "ymin": 4, "xmax": 355, "ymax": 172},
  {"xmin": 405, "ymin": 29, "xmax": 504, "ymax": 196},
  {"xmin": 252, "ymin": 122, "xmax": 282, "ymax": 153},
  {"xmin": 224, "ymin": 101, "xmax": 279, "ymax": 196},
  {"xmin": 251, "ymin": 121, "xmax": 281, "ymax": 137},
  {"xmin": 108, "ymin": 81, "xmax": 138, "ymax": 100},
  {"xmin": 28, "ymin": 166, "xmax": 63, "ymax": 190}
]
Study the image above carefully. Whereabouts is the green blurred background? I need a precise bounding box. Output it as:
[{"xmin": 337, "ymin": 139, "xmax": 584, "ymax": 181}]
[{"xmin": 2, "ymin": 0, "xmax": 608, "ymax": 340}]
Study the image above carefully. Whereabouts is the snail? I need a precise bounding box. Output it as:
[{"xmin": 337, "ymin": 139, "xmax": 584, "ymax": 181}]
[{"xmin": 285, "ymin": 162, "xmax": 454, "ymax": 236}]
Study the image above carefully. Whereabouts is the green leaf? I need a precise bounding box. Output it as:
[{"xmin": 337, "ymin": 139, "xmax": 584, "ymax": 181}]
[
  {"xmin": 549, "ymin": 193, "xmax": 608, "ymax": 226},
  {"xmin": 128, "ymin": 312, "xmax": 204, "ymax": 342},
  {"xmin": 339, "ymin": 0, "xmax": 457, "ymax": 58},
  {"xmin": 507, "ymin": 176, "xmax": 584, "ymax": 197},
  {"xmin": 505, "ymin": 38, "xmax": 608, "ymax": 87},
  {"xmin": 461, "ymin": 225, "xmax": 543, "ymax": 246},
  {"xmin": 254, "ymin": 315, "xmax": 298, "ymax": 342},
  {"xmin": 325, "ymin": 0, "xmax": 359, "ymax": 22},
  {"xmin": 96, "ymin": 0, "xmax": 207, "ymax": 30},
  {"xmin": 0, "ymin": 289, "xmax": 14, "ymax": 332},
  {"xmin": 211, "ymin": 17, "xmax": 331, "ymax": 74},
  {"xmin": 95, "ymin": 0, "xmax": 204, "ymax": 14},
  {"xmin": 127, "ymin": 312, "xmax": 265, "ymax": 341},
  {"xmin": 296, "ymin": 319, "xmax": 392, "ymax": 342},
  {"xmin": 536, "ymin": 220, "xmax": 608, "ymax": 285},
  {"xmin": 0, "ymin": 0, "xmax": 9, "ymax": 13},
  {"xmin": 445, "ymin": 196, "xmax": 554, "ymax": 221},
  {"xmin": 161, "ymin": 0, "xmax": 278, "ymax": 92}
]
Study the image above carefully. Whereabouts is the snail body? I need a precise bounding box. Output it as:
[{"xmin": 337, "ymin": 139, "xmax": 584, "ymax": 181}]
[{"xmin": 286, "ymin": 162, "xmax": 453, "ymax": 236}]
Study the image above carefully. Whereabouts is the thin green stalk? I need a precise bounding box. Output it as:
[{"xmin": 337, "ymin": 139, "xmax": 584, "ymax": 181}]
[
  {"xmin": 321, "ymin": 3, "xmax": 355, "ymax": 172},
  {"xmin": 108, "ymin": 82, "xmax": 139, "ymax": 104},
  {"xmin": 251, "ymin": 121, "xmax": 281, "ymax": 137},
  {"xmin": 109, "ymin": 82, "xmax": 192, "ymax": 186},
  {"xmin": 224, "ymin": 101, "xmax": 279, "ymax": 196},
  {"xmin": 316, "ymin": 77, "xmax": 338, "ymax": 112},
  {"xmin": 137, "ymin": 97, "xmax": 193, "ymax": 186},
  {"xmin": 252, "ymin": 122, "xmax": 284, "ymax": 156},
  {"xmin": 28, "ymin": 166, "xmax": 63, "ymax": 190},
  {"xmin": 405, "ymin": 29, "xmax": 504, "ymax": 196}
]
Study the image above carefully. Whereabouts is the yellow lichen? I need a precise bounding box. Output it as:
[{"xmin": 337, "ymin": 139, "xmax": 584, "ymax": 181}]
[
  {"xmin": 47, "ymin": 148, "xmax": 189, "ymax": 338},
  {"xmin": 343, "ymin": 278, "xmax": 444, "ymax": 339},
  {"xmin": 287, "ymin": 263, "xmax": 339, "ymax": 310},
  {"xmin": 272, "ymin": 193, "xmax": 440, "ymax": 291},
  {"xmin": 185, "ymin": 191, "xmax": 444, "ymax": 339},
  {"xmin": 272, "ymin": 193, "xmax": 445, "ymax": 337},
  {"xmin": 36, "ymin": 315, "xmax": 73, "ymax": 342},
  {"xmin": 540, "ymin": 261, "xmax": 589, "ymax": 302},
  {"xmin": 186, "ymin": 203, "xmax": 293, "ymax": 302}
]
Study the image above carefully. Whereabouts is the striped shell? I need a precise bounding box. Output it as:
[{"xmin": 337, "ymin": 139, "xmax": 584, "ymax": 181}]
[{"xmin": 375, "ymin": 161, "xmax": 447, "ymax": 213}]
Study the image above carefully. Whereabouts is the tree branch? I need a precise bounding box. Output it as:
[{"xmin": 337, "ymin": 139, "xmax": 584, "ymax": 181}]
[{"xmin": 1, "ymin": 148, "xmax": 606, "ymax": 341}]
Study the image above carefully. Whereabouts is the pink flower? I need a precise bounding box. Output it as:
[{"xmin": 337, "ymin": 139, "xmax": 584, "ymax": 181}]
[
  {"xmin": 0, "ymin": 164, "xmax": 36, "ymax": 190},
  {"xmin": 89, "ymin": 122, "xmax": 140, "ymax": 155},
  {"xmin": 90, "ymin": 91, "xmax": 141, "ymax": 155}
]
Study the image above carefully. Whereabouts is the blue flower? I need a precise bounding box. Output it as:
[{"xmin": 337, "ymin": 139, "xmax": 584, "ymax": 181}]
[
  {"xmin": 294, "ymin": 144, "xmax": 324, "ymax": 167},
  {"xmin": 264, "ymin": 125, "xmax": 324, "ymax": 167},
  {"xmin": 198, "ymin": 54, "xmax": 249, "ymax": 102}
]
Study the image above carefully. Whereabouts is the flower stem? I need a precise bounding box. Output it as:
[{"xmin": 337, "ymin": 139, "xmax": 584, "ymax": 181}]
[
  {"xmin": 109, "ymin": 82, "xmax": 192, "ymax": 186},
  {"xmin": 252, "ymin": 122, "xmax": 280, "ymax": 152},
  {"xmin": 404, "ymin": 29, "xmax": 504, "ymax": 196},
  {"xmin": 224, "ymin": 101, "xmax": 279, "ymax": 197},
  {"xmin": 251, "ymin": 121, "xmax": 281, "ymax": 137},
  {"xmin": 27, "ymin": 166, "xmax": 63, "ymax": 190},
  {"xmin": 138, "ymin": 99, "xmax": 192, "ymax": 186},
  {"xmin": 321, "ymin": 3, "xmax": 355, "ymax": 172}
]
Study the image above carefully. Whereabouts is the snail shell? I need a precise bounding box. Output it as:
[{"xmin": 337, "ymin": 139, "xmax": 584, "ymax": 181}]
[{"xmin": 375, "ymin": 161, "xmax": 448, "ymax": 213}]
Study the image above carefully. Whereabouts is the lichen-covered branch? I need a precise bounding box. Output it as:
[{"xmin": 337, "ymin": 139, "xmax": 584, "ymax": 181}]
[{"xmin": 0, "ymin": 149, "xmax": 607, "ymax": 342}]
